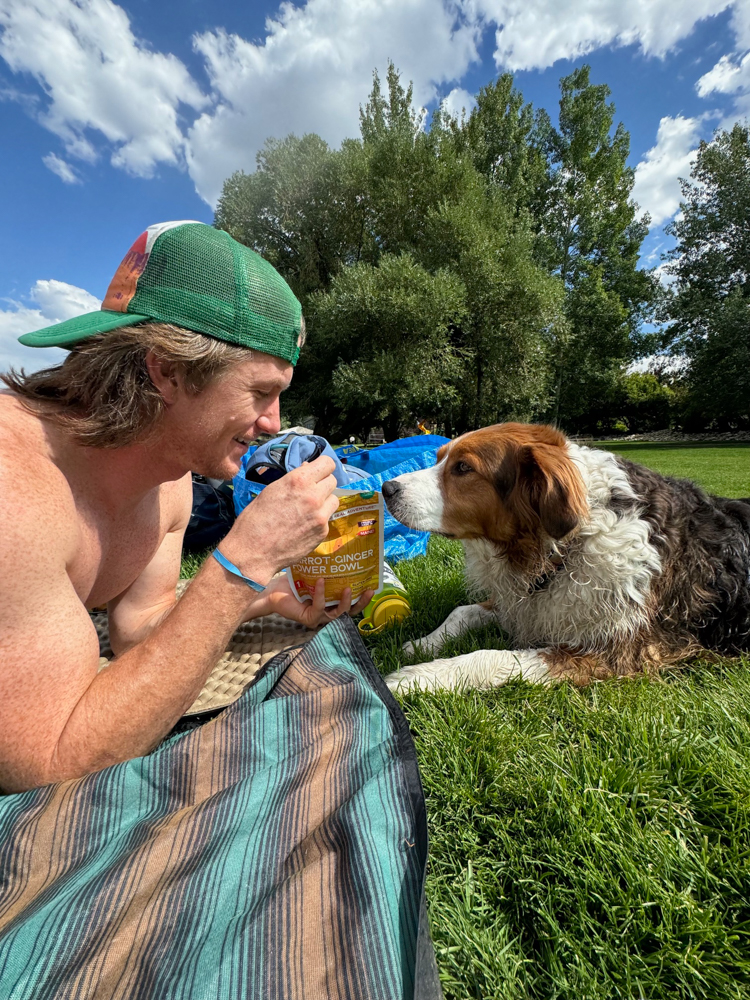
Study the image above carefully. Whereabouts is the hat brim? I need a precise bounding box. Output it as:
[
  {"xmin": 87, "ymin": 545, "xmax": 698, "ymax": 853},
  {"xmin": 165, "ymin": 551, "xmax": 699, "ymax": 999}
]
[{"xmin": 18, "ymin": 309, "xmax": 151, "ymax": 348}]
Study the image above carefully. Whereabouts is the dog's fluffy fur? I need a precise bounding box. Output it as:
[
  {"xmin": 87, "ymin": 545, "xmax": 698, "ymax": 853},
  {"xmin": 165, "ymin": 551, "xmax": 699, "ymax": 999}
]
[{"xmin": 382, "ymin": 423, "xmax": 750, "ymax": 692}]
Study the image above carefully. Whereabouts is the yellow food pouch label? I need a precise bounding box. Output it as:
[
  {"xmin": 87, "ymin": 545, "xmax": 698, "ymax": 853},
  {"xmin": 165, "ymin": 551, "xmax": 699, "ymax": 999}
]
[{"xmin": 286, "ymin": 489, "xmax": 383, "ymax": 607}]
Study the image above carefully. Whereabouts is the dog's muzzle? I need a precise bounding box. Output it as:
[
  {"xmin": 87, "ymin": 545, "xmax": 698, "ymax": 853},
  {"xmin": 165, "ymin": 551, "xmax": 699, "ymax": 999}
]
[
  {"xmin": 381, "ymin": 480, "xmax": 401, "ymax": 501},
  {"xmin": 381, "ymin": 479, "xmax": 404, "ymax": 518},
  {"xmin": 380, "ymin": 470, "xmax": 445, "ymax": 532}
]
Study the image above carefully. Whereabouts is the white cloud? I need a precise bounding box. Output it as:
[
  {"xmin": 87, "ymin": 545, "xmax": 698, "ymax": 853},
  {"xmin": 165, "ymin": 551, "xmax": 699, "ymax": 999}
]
[
  {"xmin": 0, "ymin": 0, "xmax": 747, "ymax": 210},
  {"xmin": 0, "ymin": 280, "xmax": 101, "ymax": 374},
  {"xmin": 697, "ymin": 49, "xmax": 750, "ymax": 124},
  {"xmin": 695, "ymin": 1, "xmax": 750, "ymax": 124},
  {"xmin": 0, "ymin": 0, "xmax": 207, "ymax": 178},
  {"xmin": 186, "ymin": 0, "xmax": 480, "ymax": 204},
  {"xmin": 441, "ymin": 86, "xmax": 477, "ymax": 120},
  {"xmin": 42, "ymin": 152, "xmax": 80, "ymax": 184},
  {"xmin": 697, "ymin": 52, "xmax": 746, "ymax": 95},
  {"xmin": 632, "ymin": 116, "xmax": 702, "ymax": 228},
  {"xmin": 184, "ymin": 0, "xmax": 744, "ymax": 204},
  {"xmin": 474, "ymin": 0, "xmax": 733, "ymax": 72},
  {"xmin": 32, "ymin": 280, "xmax": 101, "ymax": 321}
]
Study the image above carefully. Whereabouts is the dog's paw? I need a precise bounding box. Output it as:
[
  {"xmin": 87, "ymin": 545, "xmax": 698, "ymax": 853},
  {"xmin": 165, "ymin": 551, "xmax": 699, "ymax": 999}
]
[
  {"xmin": 402, "ymin": 637, "xmax": 441, "ymax": 657},
  {"xmin": 386, "ymin": 667, "xmax": 417, "ymax": 692}
]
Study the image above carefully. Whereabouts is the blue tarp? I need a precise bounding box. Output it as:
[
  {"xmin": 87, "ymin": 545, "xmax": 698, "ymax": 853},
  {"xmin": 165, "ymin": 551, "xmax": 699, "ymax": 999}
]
[
  {"xmin": 234, "ymin": 436, "xmax": 447, "ymax": 562},
  {"xmin": 333, "ymin": 443, "xmax": 362, "ymax": 459},
  {"xmin": 346, "ymin": 452, "xmax": 438, "ymax": 561},
  {"xmin": 342, "ymin": 435, "xmax": 449, "ymax": 477}
]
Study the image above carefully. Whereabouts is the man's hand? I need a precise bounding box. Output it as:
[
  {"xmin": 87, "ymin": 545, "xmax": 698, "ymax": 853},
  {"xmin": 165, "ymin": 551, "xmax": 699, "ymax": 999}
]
[
  {"xmin": 219, "ymin": 456, "xmax": 339, "ymax": 583},
  {"xmin": 255, "ymin": 577, "xmax": 374, "ymax": 629}
]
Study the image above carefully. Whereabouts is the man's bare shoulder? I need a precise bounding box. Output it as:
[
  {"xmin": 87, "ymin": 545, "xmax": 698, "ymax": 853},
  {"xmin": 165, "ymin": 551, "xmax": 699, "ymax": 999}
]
[
  {"xmin": 160, "ymin": 470, "xmax": 194, "ymax": 533},
  {"xmin": 0, "ymin": 393, "xmax": 78, "ymax": 549}
]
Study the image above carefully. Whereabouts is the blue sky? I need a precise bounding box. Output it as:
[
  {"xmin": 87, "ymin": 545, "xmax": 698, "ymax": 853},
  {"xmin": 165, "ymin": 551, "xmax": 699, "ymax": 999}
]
[{"xmin": 1, "ymin": 0, "xmax": 749, "ymax": 372}]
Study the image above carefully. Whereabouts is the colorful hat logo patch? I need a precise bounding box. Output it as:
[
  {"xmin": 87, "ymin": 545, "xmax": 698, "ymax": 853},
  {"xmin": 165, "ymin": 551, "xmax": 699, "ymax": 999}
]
[{"xmin": 102, "ymin": 220, "xmax": 200, "ymax": 313}]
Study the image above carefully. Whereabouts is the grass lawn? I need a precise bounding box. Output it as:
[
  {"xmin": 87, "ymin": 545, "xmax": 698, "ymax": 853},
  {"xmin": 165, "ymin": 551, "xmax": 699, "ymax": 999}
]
[
  {"xmin": 365, "ymin": 537, "xmax": 750, "ymax": 999},
  {"xmin": 593, "ymin": 442, "xmax": 750, "ymax": 499},
  {"xmin": 184, "ymin": 444, "xmax": 750, "ymax": 998},
  {"xmin": 363, "ymin": 444, "xmax": 750, "ymax": 999}
]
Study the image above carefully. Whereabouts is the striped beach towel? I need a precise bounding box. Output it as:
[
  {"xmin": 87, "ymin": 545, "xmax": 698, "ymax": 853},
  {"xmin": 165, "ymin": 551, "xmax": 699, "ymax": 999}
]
[{"xmin": 0, "ymin": 617, "xmax": 441, "ymax": 999}]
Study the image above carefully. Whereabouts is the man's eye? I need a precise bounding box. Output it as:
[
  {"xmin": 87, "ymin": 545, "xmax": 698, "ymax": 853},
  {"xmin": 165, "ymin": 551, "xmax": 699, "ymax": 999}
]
[{"xmin": 452, "ymin": 461, "xmax": 473, "ymax": 476}]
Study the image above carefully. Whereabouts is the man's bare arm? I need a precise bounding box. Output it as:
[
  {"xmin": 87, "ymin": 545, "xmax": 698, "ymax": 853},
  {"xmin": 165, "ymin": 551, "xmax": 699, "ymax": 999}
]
[
  {"xmin": 0, "ymin": 458, "xmax": 339, "ymax": 792},
  {"xmin": 106, "ymin": 476, "xmax": 192, "ymax": 654}
]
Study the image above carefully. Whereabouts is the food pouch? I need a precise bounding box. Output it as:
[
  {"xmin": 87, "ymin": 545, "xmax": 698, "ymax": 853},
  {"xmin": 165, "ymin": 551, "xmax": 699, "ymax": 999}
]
[{"xmin": 286, "ymin": 489, "xmax": 383, "ymax": 607}]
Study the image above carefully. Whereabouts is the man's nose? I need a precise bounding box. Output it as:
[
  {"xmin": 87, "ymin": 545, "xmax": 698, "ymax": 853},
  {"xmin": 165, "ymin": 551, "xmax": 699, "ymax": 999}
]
[{"xmin": 256, "ymin": 398, "xmax": 281, "ymax": 435}]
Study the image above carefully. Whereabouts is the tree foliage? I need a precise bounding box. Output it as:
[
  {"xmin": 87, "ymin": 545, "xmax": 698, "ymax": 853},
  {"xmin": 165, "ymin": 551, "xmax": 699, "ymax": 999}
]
[
  {"xmin": 216, "ymin": 63, "xmax": 658, "ymax": 438},
  {"xmin": 663, "ymin": 123, "xmax": 750, "ymax": 428},
  {"xmin": 619, "ymin": 372, "xmax": 676, "ymax": 433},
  {"xmin": 532, "ymin": 68, "xmax": 656, "ymax": 430},
  {"xmin": 312, "ymin": 255, "xmax": 465, "ymax": 440}
]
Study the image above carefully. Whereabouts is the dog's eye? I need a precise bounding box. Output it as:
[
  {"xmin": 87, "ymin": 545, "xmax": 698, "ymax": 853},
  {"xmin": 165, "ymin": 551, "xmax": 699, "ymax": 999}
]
[{"xmin": 452, "ymin": 461, "xmax": 473, "ymax": 476}]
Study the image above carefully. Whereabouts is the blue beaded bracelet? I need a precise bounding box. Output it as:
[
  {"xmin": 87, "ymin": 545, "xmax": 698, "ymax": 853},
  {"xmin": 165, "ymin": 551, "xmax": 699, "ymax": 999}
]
[{"xmin": 212, "ymin": 549, "xmax": 267, "ymax": 592}]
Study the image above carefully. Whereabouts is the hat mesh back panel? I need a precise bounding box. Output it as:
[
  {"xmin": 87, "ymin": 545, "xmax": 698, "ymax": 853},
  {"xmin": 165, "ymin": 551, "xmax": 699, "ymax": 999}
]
[{"xmin": 129, "ymin": 225, "xmax": 301, "ymax": 363}]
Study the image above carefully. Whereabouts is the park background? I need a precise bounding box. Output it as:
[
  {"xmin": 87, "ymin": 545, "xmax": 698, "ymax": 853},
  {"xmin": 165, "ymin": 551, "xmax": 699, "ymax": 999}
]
[
  {"xmin": 3, "ymin": 3, "xmax": 750, "ymax": 997},
  {"xmin": 0, "ymin": 0, "xmax": 749, "ymax": 444}
]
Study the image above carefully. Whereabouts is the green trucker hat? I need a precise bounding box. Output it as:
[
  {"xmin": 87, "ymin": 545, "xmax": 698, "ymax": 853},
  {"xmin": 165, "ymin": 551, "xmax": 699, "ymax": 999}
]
[{"xmin": 18, "ymin": 221, "xmax": 303, "ymax": 365}]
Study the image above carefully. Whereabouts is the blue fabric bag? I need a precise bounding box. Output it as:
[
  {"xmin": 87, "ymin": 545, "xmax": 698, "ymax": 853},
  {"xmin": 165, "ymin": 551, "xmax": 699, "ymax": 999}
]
[
  {"xmin": 343, "ymin": 436, "xmax": 449, "ymax": 477},
  {"xmin": 345, "ymin": 453, "xmax": 438, "ymax": 561},
  {"xmin": 233, "ymin": 438, "xmax": 444, "ymax": 562},
  {"xmin": 244, "ymin": 432, "xmax": 351, "ymax": 487}
]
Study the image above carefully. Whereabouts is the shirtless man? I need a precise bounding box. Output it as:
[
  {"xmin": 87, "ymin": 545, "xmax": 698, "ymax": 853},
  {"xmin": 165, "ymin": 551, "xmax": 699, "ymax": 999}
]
[{"xmin": 0, "ymin": 221, "xmax": 371, "ymax": 793}]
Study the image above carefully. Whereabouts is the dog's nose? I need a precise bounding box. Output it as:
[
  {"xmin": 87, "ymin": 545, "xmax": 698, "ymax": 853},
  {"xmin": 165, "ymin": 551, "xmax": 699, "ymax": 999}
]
[{"xmin": 381, "ymin": 480, "xmax": 401, "ymax": 500}]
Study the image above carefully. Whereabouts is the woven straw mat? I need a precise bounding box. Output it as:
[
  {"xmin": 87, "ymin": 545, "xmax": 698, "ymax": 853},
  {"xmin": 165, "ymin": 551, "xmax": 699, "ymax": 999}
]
[{"xmin": 91, "ymin": 580, "xmax": 320, "ymax": 716}]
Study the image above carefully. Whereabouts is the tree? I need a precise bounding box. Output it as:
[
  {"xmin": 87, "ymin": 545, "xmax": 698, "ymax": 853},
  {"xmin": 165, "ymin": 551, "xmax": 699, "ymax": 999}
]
[
  {"xmin": 218, "ymin": 65, "xmax": 563, "ymax": 438},
  {"xmin": 214, "ymin": 64, "xmax": 655, "ymax": 439},
  {"xmin": 300, "ymin": 254, "xmax": 466, "ymax": 441},
  {"xmin": 337, "ymin": 69, "xmax": 565, "ymax": 435},
  {"xmin": 663, "ymin": 123, "xmax": 750, "ymax": 428},
  {"xmin": 215, "ymin": 133, "xmax": 367, "ymax": 298},
  {"xmin": 421, "ymin": 180, "xmax": 563, "ymax": 431},
  {"xmin": 531, "ymin": 67, "xmax": 656, "ymax": 432},
  {"xmin": 356, "ymin": 64, "xmax": 482, "ymax": 260},
  {"xmin": 619, "ymin": 372, "xmax": 675, "ymax": 433},
  {"xmin": 451, "ymin": 74, "xmax": 548, "ymax": 213},
  {"xmin": 676, "ymin": 288, "xmax": 750, "ymax": 429}
]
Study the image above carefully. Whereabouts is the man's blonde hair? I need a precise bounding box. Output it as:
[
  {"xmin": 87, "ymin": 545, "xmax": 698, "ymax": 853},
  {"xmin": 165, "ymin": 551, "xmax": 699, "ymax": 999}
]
[{"xmin": 2, "ymin": 322, "xmax": 258, "ymax": 448}]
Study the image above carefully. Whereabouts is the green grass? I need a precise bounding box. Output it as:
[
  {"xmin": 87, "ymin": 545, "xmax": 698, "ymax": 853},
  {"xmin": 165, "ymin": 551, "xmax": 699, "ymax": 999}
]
[
  {"xmin": 179, "ymin": 548, "xmax": 210, "ymax": 579},
  {"xmin": 593, "ymin": 442, "xmax": 750, "ymax": 499},
  {"xmin": 361, "ymin": 445, "xmax": 750, "ymax": 999},
  {"xmin": 362, "ymin": 536, "xmax": 750, "ymax": 999},
  {"xmin": 183, "ymin": 445, "xmax": 750, "ymax": 998}
]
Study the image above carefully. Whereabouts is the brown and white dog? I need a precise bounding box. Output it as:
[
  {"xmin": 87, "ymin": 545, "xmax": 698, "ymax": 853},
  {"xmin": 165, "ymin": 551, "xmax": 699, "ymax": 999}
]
[{"xmin": 381, "ymin": 423, "xmax": 750, "ymax": 693}]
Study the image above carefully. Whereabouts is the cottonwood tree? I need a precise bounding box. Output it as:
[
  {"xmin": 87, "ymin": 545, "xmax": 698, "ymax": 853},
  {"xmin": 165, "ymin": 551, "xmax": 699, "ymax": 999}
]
[
  {"xmin": 420, "ymin": 178, "xmax": 562, "ymax": 432},
  {"xmin": 663, "ymin": 123, "xmax": 750, "ymax": 428},
  {"xmin": 215, "ymin": 64, "xmax": 653, "ymax": 439},
  {"xmin": 454, "ymin": 73, "xmax": 549, "ymax": 214},
  {"xmin": 531, "ymin": 67, "xmax": 656, "ymax": 432},
  {"xmin": 307, "ymin": 254, "xmax": 466, "ymax": 440},
  {"xmin": 215, "ymin": 134, "xmax": 367, "ymax": 298}
]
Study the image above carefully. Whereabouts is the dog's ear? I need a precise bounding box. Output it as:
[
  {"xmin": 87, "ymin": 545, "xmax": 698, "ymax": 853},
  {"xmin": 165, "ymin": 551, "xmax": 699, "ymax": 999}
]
[
  {"xmin": 493, "ymin": 446, "xmax": 519, "ymax": 499},
  {"xmin": 504, "ymin": 443, "xmax": 585, "ymax": 539}
]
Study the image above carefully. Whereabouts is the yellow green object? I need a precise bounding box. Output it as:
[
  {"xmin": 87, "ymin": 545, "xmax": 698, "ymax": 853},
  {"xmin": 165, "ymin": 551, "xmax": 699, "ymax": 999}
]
[{"xmin": 358, "ymin": 561, "xmax": 411, "ymax": 635}]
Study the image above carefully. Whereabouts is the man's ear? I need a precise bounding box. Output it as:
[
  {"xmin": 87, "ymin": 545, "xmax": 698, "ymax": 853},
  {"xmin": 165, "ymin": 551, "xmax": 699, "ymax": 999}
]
[{"xmin": 145, "ymin": 350, "xmax": 180, "ymax": 405}]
